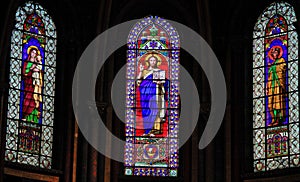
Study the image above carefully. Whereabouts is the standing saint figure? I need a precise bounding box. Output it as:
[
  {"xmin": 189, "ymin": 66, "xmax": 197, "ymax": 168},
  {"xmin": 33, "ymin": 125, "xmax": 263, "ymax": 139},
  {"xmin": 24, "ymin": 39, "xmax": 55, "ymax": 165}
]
[
  {"xmin": 136, "ymin": 53, "xmax": 168, "ymax": 136},
  {"xmin": 267, "ymin": 46, "xmax": 287, "ymax": 126},
  {"xmin": 22, "ymin": 47, "xmax": 42, "ymax": 123}
]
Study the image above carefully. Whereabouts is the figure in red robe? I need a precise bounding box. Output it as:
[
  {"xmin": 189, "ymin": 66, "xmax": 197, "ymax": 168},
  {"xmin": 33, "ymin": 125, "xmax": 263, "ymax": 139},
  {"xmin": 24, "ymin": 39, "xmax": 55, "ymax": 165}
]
[{"xmin": 22, "ymin": 47, "xmax": 41, "ymax": 123}]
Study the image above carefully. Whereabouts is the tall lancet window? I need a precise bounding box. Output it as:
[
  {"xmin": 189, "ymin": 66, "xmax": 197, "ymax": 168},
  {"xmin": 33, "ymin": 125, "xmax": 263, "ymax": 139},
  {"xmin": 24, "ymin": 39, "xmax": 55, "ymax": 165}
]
[
  {"xmin": 124, "ymin": 16, "xmax": 180, "ymax": 177},
  {"xmin": 5, "ymin": 1, "xmax": 57, "ymax": 169},
  {"xmin": 253, "ymin": 2, "xmax": 299, "ymax": 172}
]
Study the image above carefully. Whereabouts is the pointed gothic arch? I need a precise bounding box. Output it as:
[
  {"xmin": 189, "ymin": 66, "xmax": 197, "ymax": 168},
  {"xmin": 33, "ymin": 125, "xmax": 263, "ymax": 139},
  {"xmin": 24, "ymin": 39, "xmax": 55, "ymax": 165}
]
[
  {"xmin": 5, "ymin": 1, "xmax": 57, "ymax": 169},
  {"xmin": 253, "ymin": 2, "xmax": 299, "ymax": 172},
  {"xmin": 124, "ymin": 16, "xmax": 180, "ymax": 177}
]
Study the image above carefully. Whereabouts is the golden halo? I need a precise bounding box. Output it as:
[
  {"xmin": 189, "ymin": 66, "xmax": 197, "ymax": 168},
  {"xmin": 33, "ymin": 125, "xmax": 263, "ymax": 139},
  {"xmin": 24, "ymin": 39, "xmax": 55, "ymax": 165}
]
[
  {"xmin": 144, "ymin": 52, "xmax": 162, "ymax": 67},
  {"xmin": 27, "ymin": 45, "xmax": 40, "ymax": 56},
  {"xmin": 268, "ymin": 45, "xmax": 283, "ymax": 61}
]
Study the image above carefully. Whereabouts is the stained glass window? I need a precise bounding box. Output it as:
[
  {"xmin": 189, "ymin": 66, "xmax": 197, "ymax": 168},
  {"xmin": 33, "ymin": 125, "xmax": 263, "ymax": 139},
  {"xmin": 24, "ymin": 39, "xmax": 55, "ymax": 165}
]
[
  {"xmin": 5, "ymin": 1, "xmax": 56, "ymax": 169},
  {"xmin": 253, "ymin": 2, "xmax": 299, "ymax": 172},
  {"xmin": 124, "ymin": 16, "xmax": 180, "ymax": 177}
]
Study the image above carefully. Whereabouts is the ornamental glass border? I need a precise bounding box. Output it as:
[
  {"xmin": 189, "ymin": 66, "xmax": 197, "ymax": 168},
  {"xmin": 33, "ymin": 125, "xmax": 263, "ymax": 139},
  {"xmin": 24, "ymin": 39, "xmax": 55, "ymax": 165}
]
[
  {"xmin": 253, "ymin": 2, "xmax": 299, "ymax": 172},
  {"xmin": 124, "ymin": 16, "xmax": 180, "ymax": 177},
  {"xmin": 5, "ymin": 1, "xmax": 57, "ymax": 169}
]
